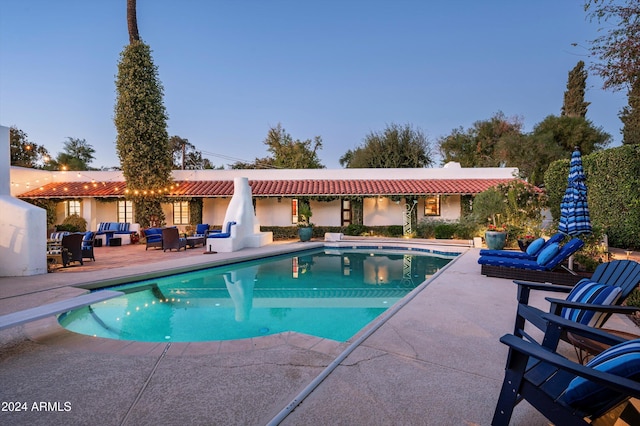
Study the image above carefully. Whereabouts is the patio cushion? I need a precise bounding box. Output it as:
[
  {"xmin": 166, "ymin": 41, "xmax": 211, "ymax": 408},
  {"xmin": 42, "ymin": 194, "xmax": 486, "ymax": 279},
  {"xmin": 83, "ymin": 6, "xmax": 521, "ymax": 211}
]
[
  {"xmin": 526, "ymin": 237, "xmax": 545, "ymax": 256},
  {"xmin": 118, "ymin": 223, "xmax": 129, "ymax": 232},
  {"xmin": 561, "ymin": 339, "xmax": 640, "ymax": 412},
  {"xmin": 536, "ymin": 242, "xmax": 559, "ymax": 266},
  {"xmin": 107, "ymin": 222, "xmax": 120, "ymax": 231},
  {"xmin": 561, "ymin": 280, "xmax": 622, "ymax": 327}
]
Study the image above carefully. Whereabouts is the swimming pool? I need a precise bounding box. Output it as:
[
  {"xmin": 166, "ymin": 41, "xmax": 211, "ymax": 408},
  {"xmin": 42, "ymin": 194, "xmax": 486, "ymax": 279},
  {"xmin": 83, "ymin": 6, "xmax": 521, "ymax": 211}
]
[{"xmin": 59, "ymin": 247, "xmax": 456, "ymax": 342}]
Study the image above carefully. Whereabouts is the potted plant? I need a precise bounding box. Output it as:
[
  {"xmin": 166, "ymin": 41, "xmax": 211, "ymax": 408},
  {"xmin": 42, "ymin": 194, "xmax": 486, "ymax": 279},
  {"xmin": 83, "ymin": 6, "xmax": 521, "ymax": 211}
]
[
  {"xmin": 297, "ymin": 202, "xmax": 314, "ymax": 242},
  {"xmin": 485, "ymin": 214, "xmax": 507, "ymax": 250}
]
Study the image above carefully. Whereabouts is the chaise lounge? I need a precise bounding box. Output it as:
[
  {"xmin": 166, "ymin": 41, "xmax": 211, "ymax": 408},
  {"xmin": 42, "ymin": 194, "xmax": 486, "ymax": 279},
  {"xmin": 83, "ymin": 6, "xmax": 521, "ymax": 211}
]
[
  {"xmin": 478, "ymin": 238, "xmax": 585, "ymax": 285},
  {"xmin": 479, "ymin": 233, "xmax": 565, "ymax": 260}
]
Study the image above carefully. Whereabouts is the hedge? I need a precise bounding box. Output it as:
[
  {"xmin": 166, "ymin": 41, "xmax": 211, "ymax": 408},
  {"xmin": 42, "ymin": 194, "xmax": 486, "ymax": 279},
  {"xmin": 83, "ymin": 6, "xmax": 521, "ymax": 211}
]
[{"xmin": 544, "ymin": 145, "xmax": 640, "ymax": 249}]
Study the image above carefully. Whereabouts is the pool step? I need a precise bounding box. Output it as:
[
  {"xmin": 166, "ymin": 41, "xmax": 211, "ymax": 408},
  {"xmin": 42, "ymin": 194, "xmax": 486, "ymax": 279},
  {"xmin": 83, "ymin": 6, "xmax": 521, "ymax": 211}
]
[{"xmin": 0, "ymin": 290, "xmax": 124, "ymax": 331}]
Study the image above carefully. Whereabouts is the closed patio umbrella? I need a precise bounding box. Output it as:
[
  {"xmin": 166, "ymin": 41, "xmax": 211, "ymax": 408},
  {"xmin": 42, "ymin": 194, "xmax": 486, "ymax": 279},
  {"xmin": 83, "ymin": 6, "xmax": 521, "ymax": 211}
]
[
  {"xmin": 558, "ymin": 148, "xmax": 592, "ymax": 236},
  {"xmin": 558, "ymin": 148, "xmax": 591, "ymax": 268}
]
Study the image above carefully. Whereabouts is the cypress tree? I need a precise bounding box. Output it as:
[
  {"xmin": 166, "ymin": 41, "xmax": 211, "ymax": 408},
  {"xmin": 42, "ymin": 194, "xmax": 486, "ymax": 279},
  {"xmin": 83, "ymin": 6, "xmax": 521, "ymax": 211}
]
[
  {"xmin": 562, "ymin": 61, "xmax": 590, "ymax": 118},
  {"xmin": 619, "ymin": 75, "xmax": 640, "ymax": 145},
  {"xmin": 114, "ymin": 0, "xmax": 172, "ymax": 227}
]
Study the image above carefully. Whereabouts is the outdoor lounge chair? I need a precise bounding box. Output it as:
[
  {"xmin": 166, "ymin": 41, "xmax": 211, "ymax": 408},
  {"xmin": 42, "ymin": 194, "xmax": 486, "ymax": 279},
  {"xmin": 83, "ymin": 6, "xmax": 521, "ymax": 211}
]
[
  {"xmin": 194, "ymin": 223, "xmax": 210, "ymax": 237},
  {"xmin": 61, "ymin": 233, "xmax": 84, "ymax": 267},
  {"xmin": 493, "ymin": 314, "xmax": 640, "ymax": 426},
  {"xmin": 512, "ymin": 259, "xmax": 640, "ymax": 344},
  {"xmin": 143, "ymin": 228, "xmax": 163, "ymax": 250},
  {"xmin": 208, "ymin": 221, "xmax": 236, "ymax": 238},
  {"xmin": 478, "ymin": 238, "xmax": 585, "ymax": 285},
  {"xmin": 479, "ymin": 233, "xmax": 565, "ymax": 260},
  {"xmin": 162, "ymin": 227, "xmax": 187, "ymax": 252},
  {"xmin": 81, "ymin": 231, "xmax": 96, "ymax": 261}
]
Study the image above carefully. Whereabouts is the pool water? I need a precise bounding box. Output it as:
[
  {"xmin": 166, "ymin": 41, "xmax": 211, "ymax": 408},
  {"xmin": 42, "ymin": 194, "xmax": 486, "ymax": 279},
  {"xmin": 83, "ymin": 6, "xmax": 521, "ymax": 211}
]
[{"xmin": 59, "ymin": 248, "xmax": 455, "ymax": 342}]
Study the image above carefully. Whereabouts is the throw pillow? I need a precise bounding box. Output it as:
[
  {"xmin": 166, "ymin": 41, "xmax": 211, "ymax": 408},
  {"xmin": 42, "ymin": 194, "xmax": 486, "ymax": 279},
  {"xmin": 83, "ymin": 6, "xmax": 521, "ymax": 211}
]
[
  {"xmin": 526, "ymin": 237, "xmax": 545, "ymax": 256},
  {"xmin": 536, "ymin": 242, "xmax": 559, "ymax": 265},
  {"xmin": 561, "ymin": 280, "xmax": 622, "ymax": 327},
  {"xmin": 561, "ymin": 339, "xmax": 640, "ymax": 412}
]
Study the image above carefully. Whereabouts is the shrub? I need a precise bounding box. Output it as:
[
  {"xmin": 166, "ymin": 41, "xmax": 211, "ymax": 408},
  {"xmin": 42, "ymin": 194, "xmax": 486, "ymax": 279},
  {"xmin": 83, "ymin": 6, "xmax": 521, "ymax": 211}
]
[
  {"xmin": 56, "ymin": 214, "xmax": 87, "ymax": 232},
  {"xmin": 344, "ymin": 224, "xmax": 368, "ymax": 236}
]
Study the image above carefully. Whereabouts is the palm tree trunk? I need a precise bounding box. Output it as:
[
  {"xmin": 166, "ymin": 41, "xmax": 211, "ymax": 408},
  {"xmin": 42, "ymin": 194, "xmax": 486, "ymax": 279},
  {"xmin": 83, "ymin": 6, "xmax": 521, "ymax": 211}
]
[{"xmin": 127, "ymin": 0, "xmax": 140, "ymax": 43}]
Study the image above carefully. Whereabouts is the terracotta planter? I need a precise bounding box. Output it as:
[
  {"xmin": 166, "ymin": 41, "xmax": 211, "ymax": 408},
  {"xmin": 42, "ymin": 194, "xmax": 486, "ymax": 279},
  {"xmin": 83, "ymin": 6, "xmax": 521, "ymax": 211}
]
[{"xmin": 485, "ymin": 231, "xmax": 507, "ymax": 250}]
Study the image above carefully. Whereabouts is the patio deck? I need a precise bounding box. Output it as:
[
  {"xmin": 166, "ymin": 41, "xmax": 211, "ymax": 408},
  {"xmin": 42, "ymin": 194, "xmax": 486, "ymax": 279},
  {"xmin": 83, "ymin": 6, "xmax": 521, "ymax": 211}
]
[{"xmin": 0, "ymin": 240, "xmax": 638, "ymax": 425}]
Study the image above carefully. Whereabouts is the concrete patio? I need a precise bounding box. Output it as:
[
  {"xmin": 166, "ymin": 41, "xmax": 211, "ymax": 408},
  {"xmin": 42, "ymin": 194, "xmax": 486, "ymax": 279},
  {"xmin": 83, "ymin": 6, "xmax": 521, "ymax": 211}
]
[{"xmin": 0, "ymin": 240, "xmax": 638, "ymax": 425}]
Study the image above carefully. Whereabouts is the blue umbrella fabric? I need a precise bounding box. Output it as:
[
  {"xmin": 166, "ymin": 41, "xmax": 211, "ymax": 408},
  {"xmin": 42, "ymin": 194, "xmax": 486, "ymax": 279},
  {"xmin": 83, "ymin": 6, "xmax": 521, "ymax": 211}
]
[{"xmin": 558, "ymin": 148, "xmax": 592, "ymax": 236}]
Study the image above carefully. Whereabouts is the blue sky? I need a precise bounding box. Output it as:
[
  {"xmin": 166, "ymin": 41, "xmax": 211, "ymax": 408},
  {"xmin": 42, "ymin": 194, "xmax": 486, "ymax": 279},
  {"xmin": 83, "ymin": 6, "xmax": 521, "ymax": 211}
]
[{"xmin": 0, "ymin": 0, "xmax": 628, "ymax": 169}]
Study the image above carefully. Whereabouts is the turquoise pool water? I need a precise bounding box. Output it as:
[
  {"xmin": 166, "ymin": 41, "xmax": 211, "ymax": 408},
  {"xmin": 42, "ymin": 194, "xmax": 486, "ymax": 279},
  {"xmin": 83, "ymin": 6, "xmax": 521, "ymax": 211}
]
[{"xmin": 59, "ymin": 247, "xmax": 456, "ymax": 342}]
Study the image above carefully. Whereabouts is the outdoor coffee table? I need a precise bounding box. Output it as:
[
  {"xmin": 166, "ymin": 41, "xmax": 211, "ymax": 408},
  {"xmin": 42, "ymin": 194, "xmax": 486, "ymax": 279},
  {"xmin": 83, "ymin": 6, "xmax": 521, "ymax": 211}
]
[{"xmin": 186, "ymin": 236, "xmax": 205, "ymax": 248}]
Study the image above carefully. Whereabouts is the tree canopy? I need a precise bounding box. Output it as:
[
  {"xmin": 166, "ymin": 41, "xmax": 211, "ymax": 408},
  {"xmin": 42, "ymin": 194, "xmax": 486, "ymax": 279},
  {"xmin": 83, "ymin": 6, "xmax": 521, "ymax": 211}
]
[
  {"xmin": 619, "ymin": 75, "xmax": 640, "ymax": 144},
  {"xmin": 340, "ymin": 123, "xmax": 433, "ymax": 168},
  {"xmin": 47, "ymin": 137, "xmax": 96, "ymax": 171},
  {"xmin": 437, "ymin": 112, "xmax": 523, "ymax": 167},
  {"xmin": 231, "ymin": 124, "xmax": 324, "ymax": 169},
  {"xmin": 170, "ymin": 135, "xmax": 214, "ymax": 169},
  {"xmin": 9, "ymin": 126, "xmax": 50, "ymax": 168},
  {"xmin": 585, "ymin": 0, "xmax": 640, "ymax": 91}
]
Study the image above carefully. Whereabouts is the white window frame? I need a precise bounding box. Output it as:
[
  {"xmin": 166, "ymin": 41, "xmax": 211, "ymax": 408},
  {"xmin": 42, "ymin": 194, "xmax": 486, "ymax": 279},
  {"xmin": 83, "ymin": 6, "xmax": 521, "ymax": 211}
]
[{"xmin": 173, "ymin": 201, "xmax": 190, "ymax": 225}]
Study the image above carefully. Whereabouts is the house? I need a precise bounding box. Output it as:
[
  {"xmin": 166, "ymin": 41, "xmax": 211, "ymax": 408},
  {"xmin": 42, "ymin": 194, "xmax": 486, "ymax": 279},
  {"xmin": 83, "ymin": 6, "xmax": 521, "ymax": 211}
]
[{"xmin": 11, "ymin": 163, "xmax": 519, "ymax": 234}]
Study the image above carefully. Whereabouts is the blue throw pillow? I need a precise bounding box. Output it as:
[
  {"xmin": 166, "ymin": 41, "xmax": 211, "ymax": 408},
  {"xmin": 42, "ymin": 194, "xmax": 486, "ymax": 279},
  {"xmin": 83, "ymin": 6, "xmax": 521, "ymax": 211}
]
[
  {"xmin": 562, "ymin": 280, "xmax": 622, "ymax": 327},
  {"xmin": 561, "ymin": 339, "xmax": 640, "ymax": 412},
  {"xmin": 536, "ymin": 242, "xmax": 559, "ymax": 265},
  {"xmin": 526, "ymin": 237, "xmax": 545, "ymax": 256}
]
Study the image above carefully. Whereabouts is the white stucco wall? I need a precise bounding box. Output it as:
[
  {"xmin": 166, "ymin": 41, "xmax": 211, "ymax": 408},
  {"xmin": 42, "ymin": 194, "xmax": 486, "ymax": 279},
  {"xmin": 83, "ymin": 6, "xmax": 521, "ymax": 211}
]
[
  {"xmin": 0, "ymin": 126, "xmax": 47, "ymax": 276},
  {"xmin": 363, "ymin": 198, "xmax": 406, "ymax": 226},
  {"xmin": 310, "ymin": 200, "xmax": 341, "ymax": 226}
]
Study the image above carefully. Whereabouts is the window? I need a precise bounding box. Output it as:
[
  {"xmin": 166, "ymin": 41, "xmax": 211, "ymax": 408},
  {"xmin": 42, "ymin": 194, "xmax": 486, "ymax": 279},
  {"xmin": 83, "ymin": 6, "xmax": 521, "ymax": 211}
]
[
  {"xmin": 424, "ymin": 195, "xmax": 441, "ymax": 216},
  {"xmin": 117, "ymin": 200, "xmax": 133, "ymax": 223},
  {"xmin": 291, "ymin": 199, "xmax": 299, "ymax": 224},
  {"xmin": 173, "ymin": 201, "xmax": 190, "ymax": 225},
  {"xmin": 341, "ymin": 199, "xmax": 352, "ymax": 226},
  {"xmin": 65, "ymin": 200, "xmax": 80, "ymax": 217}
]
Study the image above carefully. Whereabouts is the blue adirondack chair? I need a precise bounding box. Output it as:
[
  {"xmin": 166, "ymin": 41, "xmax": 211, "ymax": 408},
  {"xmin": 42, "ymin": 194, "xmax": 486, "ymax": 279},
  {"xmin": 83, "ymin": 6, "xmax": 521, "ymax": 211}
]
[
  {"xmin": 493, "ymin": 314, "xmax": 640, "ymax": 426},
  {"xmin": 512, "ymin": 259, "xmax": 640, "ymax": 344}
]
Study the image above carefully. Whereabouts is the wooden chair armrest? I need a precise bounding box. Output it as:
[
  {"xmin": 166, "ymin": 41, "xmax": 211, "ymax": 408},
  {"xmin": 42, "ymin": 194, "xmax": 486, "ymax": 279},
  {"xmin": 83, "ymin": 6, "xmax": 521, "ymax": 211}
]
[
  {"xmin": 501, "ymin": 333, "xmax": 640, "ymax": 396},
  {"xmin": 546, "ymin": 297, "xmax": 640, "ymax": 316}
]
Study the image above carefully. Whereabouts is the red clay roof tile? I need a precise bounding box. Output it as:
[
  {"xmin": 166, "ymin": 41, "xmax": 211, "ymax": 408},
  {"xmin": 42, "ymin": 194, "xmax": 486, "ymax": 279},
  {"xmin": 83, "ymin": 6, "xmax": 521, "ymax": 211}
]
[{"xmin": 18, "ymin": 178, "xmax": 516, "ymax": 199}]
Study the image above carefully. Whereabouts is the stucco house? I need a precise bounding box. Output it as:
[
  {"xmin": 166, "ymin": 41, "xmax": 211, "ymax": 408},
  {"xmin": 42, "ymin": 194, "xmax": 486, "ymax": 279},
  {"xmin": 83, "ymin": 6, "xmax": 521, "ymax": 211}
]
[{"xmin": 11, "ymin": 163, "xmax": 519, "ymax": 234}]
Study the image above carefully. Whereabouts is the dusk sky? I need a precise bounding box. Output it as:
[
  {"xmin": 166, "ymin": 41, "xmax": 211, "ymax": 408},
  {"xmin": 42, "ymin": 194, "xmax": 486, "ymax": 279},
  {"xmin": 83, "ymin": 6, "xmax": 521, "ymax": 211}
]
[{"xmin": 0, "ymin": 0, "xmax": 628, "ymax": 170}]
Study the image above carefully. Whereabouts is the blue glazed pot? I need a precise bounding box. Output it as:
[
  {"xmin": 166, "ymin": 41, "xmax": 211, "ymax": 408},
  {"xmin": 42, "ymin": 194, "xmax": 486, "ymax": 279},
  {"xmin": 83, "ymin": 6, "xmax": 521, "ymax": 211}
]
[
  {"xmin": 485, "ymin": 231, "xmax": 507, "ymax": 250},
  {"xmin": 298, "ymin": 227, "xmax": 313, "ymax": 242}
]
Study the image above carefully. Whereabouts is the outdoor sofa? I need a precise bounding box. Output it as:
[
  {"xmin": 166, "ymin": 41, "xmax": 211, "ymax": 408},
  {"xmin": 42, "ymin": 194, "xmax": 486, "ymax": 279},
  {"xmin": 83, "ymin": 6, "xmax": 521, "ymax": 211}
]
[{"xmin": 95, "ymin": 222, "xmax": 140, "ymax": 246}]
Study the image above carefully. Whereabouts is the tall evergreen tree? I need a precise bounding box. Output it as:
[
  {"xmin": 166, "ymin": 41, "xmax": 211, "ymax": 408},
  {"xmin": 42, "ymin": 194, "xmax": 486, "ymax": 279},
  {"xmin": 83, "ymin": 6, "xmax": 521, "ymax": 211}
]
[
  {"xmin": 619, "ymin": 75, "xmax": 640, "ymax": 144},
  {"xmin": 115, "ymin": 0, "xmax": 172, "ymax": 227},
  {"xmin": 562, "ymin": 61, "xmax": 590, "ymax": 117}
]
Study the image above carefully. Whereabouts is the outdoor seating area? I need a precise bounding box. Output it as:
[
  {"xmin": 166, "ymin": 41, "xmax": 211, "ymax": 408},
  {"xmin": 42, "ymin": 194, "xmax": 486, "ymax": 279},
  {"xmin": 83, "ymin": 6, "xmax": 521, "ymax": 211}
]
[
  {"xmin": 95, "ymin": 221, "xmax": 140, "ymax": 246},
  {"xmin": 2, "ymin": 239, "xmax": 640, "ymax": 424},
  {"xmin": 46, "ymin": 231, "xmax": 88, "ymax": 270}
]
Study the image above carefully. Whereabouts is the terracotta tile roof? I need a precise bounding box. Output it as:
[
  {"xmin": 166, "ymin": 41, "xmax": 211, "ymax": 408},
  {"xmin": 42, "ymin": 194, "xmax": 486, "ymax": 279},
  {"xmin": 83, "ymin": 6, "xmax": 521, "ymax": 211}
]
[{"xmin": 18, "ymin": 178, "xmax": 516, "ymax": 199}]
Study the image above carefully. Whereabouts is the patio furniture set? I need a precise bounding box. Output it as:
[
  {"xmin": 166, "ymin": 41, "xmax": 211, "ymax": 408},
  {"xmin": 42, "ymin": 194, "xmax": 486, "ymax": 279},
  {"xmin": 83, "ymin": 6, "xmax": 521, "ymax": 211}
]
[{"xmin": 484, "ymin": 238, "xmax": 640, "ymax": 425}]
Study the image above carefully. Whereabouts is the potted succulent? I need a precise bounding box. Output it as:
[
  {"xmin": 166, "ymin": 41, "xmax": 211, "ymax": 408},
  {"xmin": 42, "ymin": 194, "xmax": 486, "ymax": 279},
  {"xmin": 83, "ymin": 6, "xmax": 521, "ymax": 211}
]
[{"xmin": 297, "ymin": 202, "xmax": 314, "ymax": 242}]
